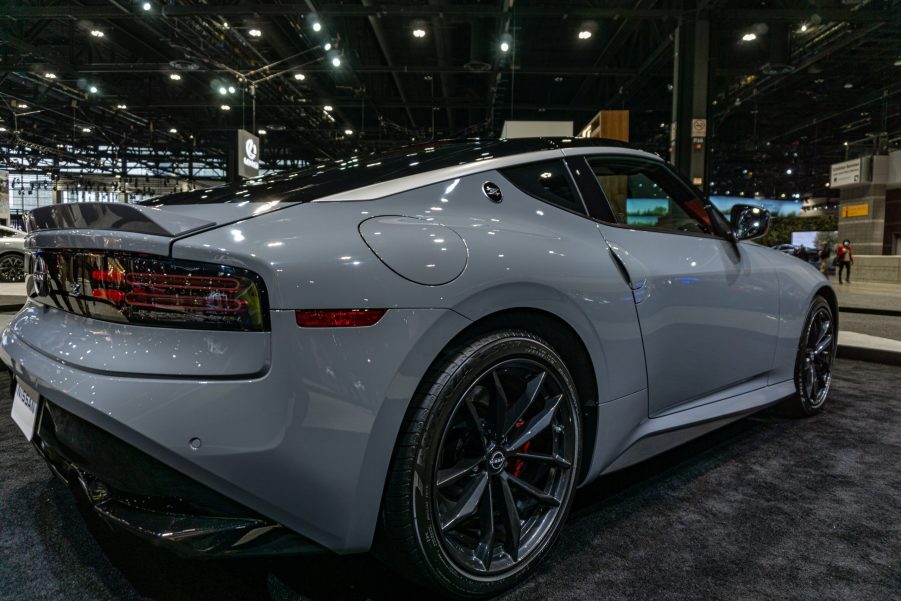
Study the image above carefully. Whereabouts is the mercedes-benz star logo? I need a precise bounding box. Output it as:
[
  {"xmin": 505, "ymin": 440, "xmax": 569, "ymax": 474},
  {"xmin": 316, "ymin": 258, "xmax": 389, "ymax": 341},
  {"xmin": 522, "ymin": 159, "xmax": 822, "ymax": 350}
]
[
  {"xmin": 29, "ymin": 255, "xmax": 48, "ymax": 297},
  {"xmin": 245, "ymin": 139, "xmax": 258, "ymax": 161}
]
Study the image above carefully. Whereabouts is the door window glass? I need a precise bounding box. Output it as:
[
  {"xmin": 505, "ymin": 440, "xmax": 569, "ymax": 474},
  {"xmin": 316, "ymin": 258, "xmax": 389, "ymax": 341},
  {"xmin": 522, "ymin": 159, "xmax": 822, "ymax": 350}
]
[
  {"xmin": 586, "ymin": 158, "xmax": 711, "ymax": 234},
  {"xmin": 500, "ymin": 160, "xmax": 585, "ymax": 215}
]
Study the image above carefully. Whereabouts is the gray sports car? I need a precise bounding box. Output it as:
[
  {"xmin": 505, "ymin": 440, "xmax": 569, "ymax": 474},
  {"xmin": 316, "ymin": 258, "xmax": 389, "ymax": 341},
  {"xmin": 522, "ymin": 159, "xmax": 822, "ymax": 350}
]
[{"xmin": 3, "ymin": 138, "xmax": 836, "ymax": 599}]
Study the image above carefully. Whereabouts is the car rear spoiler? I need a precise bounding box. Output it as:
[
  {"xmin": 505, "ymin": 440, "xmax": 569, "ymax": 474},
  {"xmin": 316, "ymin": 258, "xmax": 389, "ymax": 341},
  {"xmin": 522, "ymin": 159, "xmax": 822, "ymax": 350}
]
[{"xmin": 26, "ymin": 203, "xmax": 214, "ymax": 237}]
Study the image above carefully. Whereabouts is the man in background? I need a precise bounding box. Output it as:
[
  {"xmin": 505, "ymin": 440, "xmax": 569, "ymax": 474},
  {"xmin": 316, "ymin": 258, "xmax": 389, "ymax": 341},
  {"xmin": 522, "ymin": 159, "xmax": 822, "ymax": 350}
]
[{"xmin": 836, "ymin": 239, "xmax": 853, "ymax": 284}]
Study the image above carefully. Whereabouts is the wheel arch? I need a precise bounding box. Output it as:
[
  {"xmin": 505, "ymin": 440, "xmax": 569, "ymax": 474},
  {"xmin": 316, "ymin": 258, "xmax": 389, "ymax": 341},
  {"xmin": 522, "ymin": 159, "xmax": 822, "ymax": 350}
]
[{"xmin": 814, "ymin": 284, "xmax": 839, "ymax": 334}]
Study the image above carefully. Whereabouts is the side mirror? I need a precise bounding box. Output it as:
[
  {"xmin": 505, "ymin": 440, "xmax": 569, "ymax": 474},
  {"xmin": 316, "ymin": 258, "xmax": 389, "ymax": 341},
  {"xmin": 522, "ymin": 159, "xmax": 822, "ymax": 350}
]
[{"xmin": 729, "ymin": 204, "xmax": 770, "ymax": 241}]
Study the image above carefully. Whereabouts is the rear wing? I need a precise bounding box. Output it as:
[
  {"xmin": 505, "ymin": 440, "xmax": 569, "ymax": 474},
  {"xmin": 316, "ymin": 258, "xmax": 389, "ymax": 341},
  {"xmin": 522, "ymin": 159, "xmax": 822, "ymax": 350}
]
[{"xmin": 26, "ymin": 203, "xmax": 214, "ymax": 237}]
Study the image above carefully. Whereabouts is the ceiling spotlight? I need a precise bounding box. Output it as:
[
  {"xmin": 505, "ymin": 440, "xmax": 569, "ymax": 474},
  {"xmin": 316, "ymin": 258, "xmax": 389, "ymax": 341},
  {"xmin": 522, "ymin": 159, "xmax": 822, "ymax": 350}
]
[
  {"xmin": 413, "ymin": 28, "xmax": 426, "ymax": 38},
  {"xmin": 221, "ymin": 104, "xmax": 231, "ymax": 111},
  {"xmin": 500, "ymin": 41, "xmax": 510, "ymax": 52},
  {"xmin": 169, "ymin": 73, "xmax": 182, "ymax": 81},
  {"xmin": 218, "ymin": 86, "xmax": 227, "ymax": 95},
  {"xmin": 142, "ymin": 2, "xmax": 151, "ymax": 10},
  {"xmin": 89, "ymin": 85, "xmax": 99, "ymax": 94},
  {"xmin": 800, "ymin": 24, "xmax": 808, "ymax": 33},
  {"xmin": 843, "ymin": 141, "xmax": 849, "ymax": 146},
  {"xmin": 258, "ymin": 129, "xmax": 267, "ymax": 135},
  {"xmin": 90, "ymin": 29, "xmax": 105, "ymax": 38},
  {"xmin": 248, "ymin": 29, "xmax": 262, "ymax": 38},
  {"xmin": 741, "ymin": 32, "xmax": 757, "ymax": 42},
  {"xmin": 17, "ymin": 103, "xmax": 28, "ymax": 110},
  {"xmin": 344, "ymin": 129, "xmax": 353, "ymax": 135},
  {"xmin": 294, "ymin": 73, "xmax": 306, "ymax": 80},
  {"xmin": 312, "ymin": 21, "xmax": 322, "ymax": 32},
  {"xmin": 169, "ymin": 128, "xmax": 177, "ymax": 133},
  {"xmin": 331, "ymin": 56, "xmax": 341, "ymax": 67},
  {"xmin": 82, "ymin": 127, "xmax": 91, "ymax": 133},
  {"xmin": 786, "ymin": 168, "xmax": 793, "ymax": 175},
  {"xmin": 843, "ymin": 82, "xmax": 853, "ymax": 89},
  {"xmin": 228, "ymin": 85, "xmax": 236, "ymax": 94},
  {"xmin": 44, "ymin": 72, "xmax": 57, "ymax": 79},
  {"xmin": 0, "ymin": 127, "xmax": 6, "ymax": 133},
  {"xmin": 578, "ymin": 30, "xmax": 592, "ymax": 40},
  {"xmin": 116, "ymin": 104, "xmax": 127, "ymax": 109},
  {"xmin": 323, "ymin": 105, "xmax": 333, "ymax": 112},
  {"xmin": 324, "ymin": 42, "xmax": 332, "ymax": 51}
]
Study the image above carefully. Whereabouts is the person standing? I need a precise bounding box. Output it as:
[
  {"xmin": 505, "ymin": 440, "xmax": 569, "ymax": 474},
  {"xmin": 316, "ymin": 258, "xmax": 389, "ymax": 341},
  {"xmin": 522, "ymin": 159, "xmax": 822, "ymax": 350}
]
[
  {"xmin": 819, "ymin": 241, "xmax": 832, "ymax": 276},
  {"xmin": 836, "ymin": 239, "xmax": 853, "ymax": 284}
]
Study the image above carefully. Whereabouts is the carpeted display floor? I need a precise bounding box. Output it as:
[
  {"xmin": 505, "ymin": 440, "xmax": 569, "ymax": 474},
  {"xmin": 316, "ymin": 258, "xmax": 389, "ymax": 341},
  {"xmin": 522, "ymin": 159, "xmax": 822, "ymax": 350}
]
[{"xmin": 1, "ymin": 360, "xmax": 899, "ymax": 601}]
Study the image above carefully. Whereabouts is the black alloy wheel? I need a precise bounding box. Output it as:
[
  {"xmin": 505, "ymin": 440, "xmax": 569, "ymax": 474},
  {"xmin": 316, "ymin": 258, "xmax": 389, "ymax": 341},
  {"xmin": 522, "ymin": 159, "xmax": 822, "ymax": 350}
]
[
  {"xmin": 0, "ymin": 253, "xmax": 24, "ymax": 282},
  {"xmin": 379, "ymin": 330, "xmax": 581, "ymax": 599},
  {"xmin": 792, "ymin": 296, "xmax": 836, "ymax": 416}
]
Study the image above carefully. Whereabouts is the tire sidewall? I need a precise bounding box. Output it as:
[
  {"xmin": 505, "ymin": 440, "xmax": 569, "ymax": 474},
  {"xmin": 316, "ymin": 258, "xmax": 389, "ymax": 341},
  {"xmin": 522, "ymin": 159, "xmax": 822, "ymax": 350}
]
[
  {"xmin": 408, "ymin": 333, "xmax": 581, "ymax": 598},
  {"xmin": 794, "ymin": 296, "xmax": 835, "ymax": 415}
]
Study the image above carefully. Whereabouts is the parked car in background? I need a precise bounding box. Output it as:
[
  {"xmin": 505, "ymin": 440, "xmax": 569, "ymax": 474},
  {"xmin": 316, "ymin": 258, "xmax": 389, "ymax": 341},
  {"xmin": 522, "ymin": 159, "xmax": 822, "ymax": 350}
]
[
  {"xmin": 0, "ymin": 224, "xmax": 26, "ymax": 282},
  {"xmin": 3, "ymin": 139, "xmax": 837, "ymax": 599}
]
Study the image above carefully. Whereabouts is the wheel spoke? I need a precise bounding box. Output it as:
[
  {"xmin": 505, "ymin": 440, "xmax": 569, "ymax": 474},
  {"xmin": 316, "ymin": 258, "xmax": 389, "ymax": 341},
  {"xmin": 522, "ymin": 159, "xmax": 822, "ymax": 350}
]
[
  {"xmin": 505, "ymin": 394, "xmax": 562, "ymax": 451},
  {"xmin": 498, "ymin": 474, "xmax": 522, "ymax": 561},
  {"xmin": 462, "ymin": 397, "xmax": 489, "ymax": 453},
  {"xmin": 814, "ymin": 335, "xmax": 833, "ymax": 356},
  {"xmin": 437, "ymin": 456, "xmax": 483, "ymax": 488},
  {"xmin": 510, "ymin": 451, "xmax": 572, "ymax": 470},
  {"xmin": 807, "ymin": 364, "xmax": 818, "ymax": 400},
  {"xmin": 503, "ymin": 371, "xmax": 547, "ymax": 436},
  {"xmin": 474, "ymin": 479, "xmax": 495, "ymax": 570},
  {"xmin": 816, "ymin": 318, "xmax": 831, "ymax": 346},
  {"xmin": 506, "ymin": 472, "xmax": 561, "ymax": 507},
  {"xmin": 441, "ymin": 472, "xmax": 489, "ymax": 532},
  {"xmin": 490, "ymin": 371, "xmax": 508, "ymax": 436}
]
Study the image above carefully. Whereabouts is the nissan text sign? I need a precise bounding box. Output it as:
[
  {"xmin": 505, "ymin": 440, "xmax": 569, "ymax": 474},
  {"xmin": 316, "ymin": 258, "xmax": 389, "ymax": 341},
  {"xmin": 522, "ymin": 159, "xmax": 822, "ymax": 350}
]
[{"xmin": 236, "ymin": 129, "xmax": 260, "ymax": 179}]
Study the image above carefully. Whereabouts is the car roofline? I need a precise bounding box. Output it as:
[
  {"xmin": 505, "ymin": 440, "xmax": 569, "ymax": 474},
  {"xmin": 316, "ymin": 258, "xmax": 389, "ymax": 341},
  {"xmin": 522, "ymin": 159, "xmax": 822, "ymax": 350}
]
[{"xmin": 313, "ymin": 146, "xmax": 663, "ymax": 202}]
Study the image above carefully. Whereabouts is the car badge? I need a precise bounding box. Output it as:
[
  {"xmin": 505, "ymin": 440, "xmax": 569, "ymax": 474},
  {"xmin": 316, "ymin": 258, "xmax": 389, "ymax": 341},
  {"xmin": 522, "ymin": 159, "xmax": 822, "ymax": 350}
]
[
  {"xmin": 29, "ymin": 255, "xmax": 48, "ymax": 297},
  {"xmin": 482, "ymin": 181, "xmax": 503, "ymax": 203}
]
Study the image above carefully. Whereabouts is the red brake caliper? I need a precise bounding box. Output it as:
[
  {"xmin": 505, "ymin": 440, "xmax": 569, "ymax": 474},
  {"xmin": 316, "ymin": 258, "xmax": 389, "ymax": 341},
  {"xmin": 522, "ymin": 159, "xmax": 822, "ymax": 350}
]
[{"xmin": 511, "ymin": 420, "xmax": 530, "ymax": 477}]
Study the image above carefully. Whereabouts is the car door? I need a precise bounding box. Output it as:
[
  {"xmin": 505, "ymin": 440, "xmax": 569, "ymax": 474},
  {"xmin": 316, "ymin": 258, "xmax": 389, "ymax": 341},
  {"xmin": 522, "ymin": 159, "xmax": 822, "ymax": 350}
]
[{"xmin": 567, "ymin": 153, "xmax": 780, "ymax": 417}]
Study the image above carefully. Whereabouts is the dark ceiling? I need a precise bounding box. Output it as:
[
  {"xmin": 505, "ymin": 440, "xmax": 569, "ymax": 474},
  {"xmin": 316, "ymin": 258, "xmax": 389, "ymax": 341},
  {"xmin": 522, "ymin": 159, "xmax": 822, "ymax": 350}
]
[{"xmin": 1, "ymin": 0, "xmax": 899, "ymax": 197}]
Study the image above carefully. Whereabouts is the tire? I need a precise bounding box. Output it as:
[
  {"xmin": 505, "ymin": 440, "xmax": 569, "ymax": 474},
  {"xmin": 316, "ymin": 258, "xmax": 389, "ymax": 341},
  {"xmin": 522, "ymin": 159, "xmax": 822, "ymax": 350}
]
[
  {"xmin": 787, "ymin": 296, "xmax": 836, "ymax": 416},
  {"xmin": 0, "ymin": 253, "xmax": 24, "ymax": 282},
  {"xmin": 378, "ymin": 330, "xmax": 582, "ymax": 599}
]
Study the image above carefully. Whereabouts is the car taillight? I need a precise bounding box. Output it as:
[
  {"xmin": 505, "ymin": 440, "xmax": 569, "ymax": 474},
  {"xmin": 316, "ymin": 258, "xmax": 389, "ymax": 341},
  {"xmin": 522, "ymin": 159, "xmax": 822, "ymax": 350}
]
[{"xmin": 85, "ymin": 254, "xmax": 268, "ymax": 331}]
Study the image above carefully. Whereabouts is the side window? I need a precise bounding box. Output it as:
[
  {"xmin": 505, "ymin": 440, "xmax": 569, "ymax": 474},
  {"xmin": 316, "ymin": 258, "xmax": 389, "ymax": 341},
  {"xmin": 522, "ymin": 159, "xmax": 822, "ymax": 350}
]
[
  {"xmin": 586, "ymin": 157, "xmax": 712, "ymax": 235},
  {"xmin": 500, "ymin": 160, "xmax": 585, "ymax": 215}
]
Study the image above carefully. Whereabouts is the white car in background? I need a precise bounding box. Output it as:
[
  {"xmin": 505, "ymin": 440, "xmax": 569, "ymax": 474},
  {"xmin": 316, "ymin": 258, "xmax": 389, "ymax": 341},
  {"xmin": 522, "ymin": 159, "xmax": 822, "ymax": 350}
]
[{"xmin": 0, "ymin": 225, "xmax": 26, "ymax": 281}]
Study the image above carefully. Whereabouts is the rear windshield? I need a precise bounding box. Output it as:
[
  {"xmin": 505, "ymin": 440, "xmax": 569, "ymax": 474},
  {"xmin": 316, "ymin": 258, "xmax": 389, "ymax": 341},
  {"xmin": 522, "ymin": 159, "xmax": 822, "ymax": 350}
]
[{"xmin": 143, "ymin": 139, "xmax": 557, "ymax": 206}]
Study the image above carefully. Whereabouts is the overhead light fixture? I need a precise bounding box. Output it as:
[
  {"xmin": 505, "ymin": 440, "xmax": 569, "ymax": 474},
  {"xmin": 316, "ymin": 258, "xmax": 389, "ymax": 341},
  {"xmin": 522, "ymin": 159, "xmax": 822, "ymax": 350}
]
[
  {"xmin": 312, "ymin": 21, "xmax": 322, "ymax": 32},
  {"xmin": 500, "ymin": 41, "xmax": 510, "ymax": 52},
  {"xmin": 220, "ymin": 104, "xmax": 231, "ymax": 111},
  {"xmin": 142, "ymin": 2, "xmax": 151, "ymax": 10},
  {"xmin": 331, "ymin": 56, "xmax": 341, "ymax": 67},
  {"xmin": 169, "ymin": 73, "xmax": 182, "ymax": 81},
  {"xmin": 90, "ymin": 29, "xmax": 105, "ymax": 38},
  {"xmin": 258, "ymin": 129, "xmax": 267, "ymax": 135},
  {"xmin": 843, "ymin": 82, "xmax": 853, "ymax": 89},
  {"xmin": 116, "ymin": 104, "xmax": 127, "ymax": 109},
  {"xmin": 800, "ymin": 24, "xmax": 808, "ymax": 33},
  {"xmin": 82, "ymin": 127, "xmax": 91, "ymax": 133},
  {"xmin": 169, "ymin": 128, "xmax": 177, "ymax": 133},
  {"xmin": 895, "ymin": 58, "xmax": 901, "ymax": 67},
  {"xmin": 413, "ymin": 28, "xmax": 426, "ymax": 38},
  {"xmin": 218, "ymin": 86, "xmax": 227, "ymax": 95},
  {"xmin": 248, "ymin": 29, "xmax": 262, "ymax": 38},
  {"xmin": 17, "ymin": 103, "xmax": 28, "ymax": 110},
  {"xmin": 323, "ymin": 105, "xmax": 333, "ymax": 112},
  {"xmin": 742, "ymin": 32, "xmax": 757, "ymax": 42},
  {"xmin": 44, "ymin": 72, "xmax": 57, "ymax": 79},
  {"xmin": 786, "ymin": 168, "xmax": 793, "ymax": 175},
  {"xmin": 294, "ymin": 73, "xmax": 306, "ymax": 80},
  {"xmin": 228, "ymin": 85, "xmax": 236, "ymax": 94},
  {"xmin": 324, "ymin": 42, "xmax": 332, "ymax": 51},
  {"xmin": 578, "ymin": 30, "xmax": 592, "ymax": 40},
  {"xmin": 344, "ymin": 129, "xmax": 353, "ymax": 135},
  {"xmin": 89, "ymin": 85, "xmax": 99, "ymax": 93}
]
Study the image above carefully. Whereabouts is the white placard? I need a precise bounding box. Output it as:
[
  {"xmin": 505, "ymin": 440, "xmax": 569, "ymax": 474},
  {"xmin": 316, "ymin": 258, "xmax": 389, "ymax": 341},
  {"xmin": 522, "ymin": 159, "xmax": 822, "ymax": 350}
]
[
  {"xmin": 11, "ymin": 383, "xmax": 39, "ymax": 441},
  {"xmin": 830, "ymin": 158, "xmax": 862, "ymax": 187}
]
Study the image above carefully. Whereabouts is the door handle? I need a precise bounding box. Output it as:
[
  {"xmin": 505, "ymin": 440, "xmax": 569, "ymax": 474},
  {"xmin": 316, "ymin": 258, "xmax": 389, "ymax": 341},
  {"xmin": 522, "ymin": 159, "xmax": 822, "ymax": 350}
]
[{"xmin": 608, "ymin": 247, "xmax": 643, "ymax": 290}]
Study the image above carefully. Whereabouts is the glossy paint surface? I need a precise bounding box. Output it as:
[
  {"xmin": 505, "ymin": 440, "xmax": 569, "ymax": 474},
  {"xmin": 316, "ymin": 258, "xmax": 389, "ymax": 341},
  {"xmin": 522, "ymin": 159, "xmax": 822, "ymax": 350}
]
[{"xmin": 1, "ymin": 143, "xmax": 833, "ymax": 555}]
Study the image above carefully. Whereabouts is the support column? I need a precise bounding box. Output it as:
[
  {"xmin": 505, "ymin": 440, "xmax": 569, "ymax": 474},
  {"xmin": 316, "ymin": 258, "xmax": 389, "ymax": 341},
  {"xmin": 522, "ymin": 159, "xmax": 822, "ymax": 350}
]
[{"xmin": 670, "ymin": 14, "xmax": 710, "ymax": 193}]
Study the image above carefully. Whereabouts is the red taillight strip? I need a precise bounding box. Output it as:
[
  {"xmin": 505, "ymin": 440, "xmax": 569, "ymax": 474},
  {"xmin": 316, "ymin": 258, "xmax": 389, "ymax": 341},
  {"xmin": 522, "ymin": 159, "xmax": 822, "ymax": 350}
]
[
  {"xmin": 125, "ymin": 273, "xmax": 242, "ymax": 292},
  {"xmin": 126, "ymin": 293, "xmax": 246, "ymax": 313},
  {"xmin": 295, "ymin": 309, "xmax": 387, "ymax": 328},
  {"xmin": 92, "ymin": 269, "xmax": 126, "ymax": 284}
]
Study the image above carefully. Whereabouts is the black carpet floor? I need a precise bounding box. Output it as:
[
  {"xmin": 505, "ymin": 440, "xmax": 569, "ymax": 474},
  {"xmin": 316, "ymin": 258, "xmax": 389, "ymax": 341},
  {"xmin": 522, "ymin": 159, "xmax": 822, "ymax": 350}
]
[{"xmin": 1, "ymin": 360, "xmax": 899, "ymax": 601}]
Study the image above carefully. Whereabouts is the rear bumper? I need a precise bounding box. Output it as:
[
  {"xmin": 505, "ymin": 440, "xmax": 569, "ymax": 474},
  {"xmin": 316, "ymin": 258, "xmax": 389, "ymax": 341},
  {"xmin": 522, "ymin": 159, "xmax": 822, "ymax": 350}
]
[
  {"xmin": 30, "ymin": 396, "xmax": 324, "ymax": 557},
  {"xmin": 2, "ymin": 304, "xmax": 470, "ymax": 553}
]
